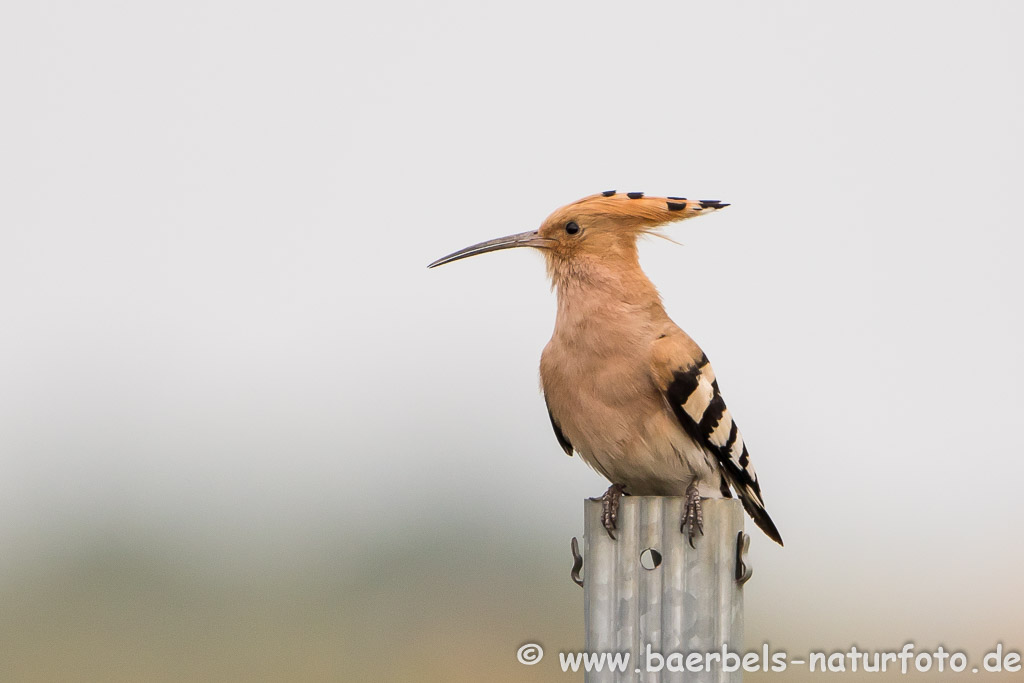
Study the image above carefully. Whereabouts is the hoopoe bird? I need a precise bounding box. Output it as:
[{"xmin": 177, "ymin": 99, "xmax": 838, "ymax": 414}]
[{"xmin": 428, "ymin": 191, "xmax": 782, "ymax": 546}]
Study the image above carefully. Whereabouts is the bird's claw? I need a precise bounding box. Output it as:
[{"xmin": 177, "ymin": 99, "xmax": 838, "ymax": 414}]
[
  {"xmin": 681, "ymin": 483, "xmax": 704, "ymax": 548},
  {"xmin": 590, "ymin": 483, "xmax": 627, "ymax": 540}
]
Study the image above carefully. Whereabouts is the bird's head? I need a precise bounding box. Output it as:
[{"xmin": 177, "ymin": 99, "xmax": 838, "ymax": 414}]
[{"xmin": 427, "ymin": 191, "xmax": 728, "ymax": 280}]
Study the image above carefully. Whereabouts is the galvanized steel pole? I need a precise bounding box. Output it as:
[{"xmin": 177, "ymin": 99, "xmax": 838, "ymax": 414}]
[{"xmin": 582, "ymin": 497, "xmax": 748, "ymax": 683}]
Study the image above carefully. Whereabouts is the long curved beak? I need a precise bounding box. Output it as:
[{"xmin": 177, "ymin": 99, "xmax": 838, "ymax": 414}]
[{"xmin": 427, "ymin": 230, "xmax": 550, "ymax": 268}]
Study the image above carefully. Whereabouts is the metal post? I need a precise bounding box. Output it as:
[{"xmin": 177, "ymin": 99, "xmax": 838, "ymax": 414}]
[{"xmin": 582, "ymin": 497, "xmax": 747, "ymax": 683}]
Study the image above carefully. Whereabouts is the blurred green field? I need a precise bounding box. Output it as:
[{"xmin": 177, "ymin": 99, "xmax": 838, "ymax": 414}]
[
  {"xmin": 3, "ymin": 518, "xmax": 1018, "ymax": 682},
  {"xmin": 0, "ymin": 523, "xmax": 583, "ymax": 682}
]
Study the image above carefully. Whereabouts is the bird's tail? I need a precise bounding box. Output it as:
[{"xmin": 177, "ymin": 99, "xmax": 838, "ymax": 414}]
[{"xmin": 724, "ymin": 468, "xmax": 784, "ymax": 546}]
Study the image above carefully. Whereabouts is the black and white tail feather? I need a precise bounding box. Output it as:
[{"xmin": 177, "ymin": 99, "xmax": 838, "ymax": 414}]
[{"xmin": 664, "ymin": 354, "xmax": 784, "ymax": 546}]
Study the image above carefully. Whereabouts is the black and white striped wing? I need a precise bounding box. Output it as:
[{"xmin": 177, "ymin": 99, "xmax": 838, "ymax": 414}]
[
  {"xmin": 664, "ymin": 354, "xmax": 783, "ymax": 546},
  {"xmin": 545, "ymin": 398, "xmax": 573, "ymax": 456}
]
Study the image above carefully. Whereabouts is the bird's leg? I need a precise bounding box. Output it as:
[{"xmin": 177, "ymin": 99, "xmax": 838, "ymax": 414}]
[
  {"xmin": 681, "ymin": 481, "xmax": 704, "ymax": 548},
  {"xmin": 590, "ymin": 483, "xmax": 627, "ymax": 540}
]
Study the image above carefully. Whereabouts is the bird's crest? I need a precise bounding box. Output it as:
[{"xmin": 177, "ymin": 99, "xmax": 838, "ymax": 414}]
[{"xmin": 552, "ymin": 191, "xmax": 729, "ymax": 232}]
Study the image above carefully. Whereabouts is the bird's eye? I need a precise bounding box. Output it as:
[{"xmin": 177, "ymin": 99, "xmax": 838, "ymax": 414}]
[{"xmin": 565, "ymin": 221, "xmax": 580, "ymax": 235}]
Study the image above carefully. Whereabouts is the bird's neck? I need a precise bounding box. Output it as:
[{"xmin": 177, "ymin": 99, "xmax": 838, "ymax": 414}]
[{"xmin": 550, "ymin": 255, "xmax": 668, "ymax": 337}]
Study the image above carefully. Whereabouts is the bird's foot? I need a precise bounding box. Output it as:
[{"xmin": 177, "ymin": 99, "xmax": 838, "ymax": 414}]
[
  {"xmin": 590, "ymin": 483, "xmax": 627, "ymax": 540},
  {"xmin": 681, "ymin": 482, "xmax": 704, "ymax": 548}
]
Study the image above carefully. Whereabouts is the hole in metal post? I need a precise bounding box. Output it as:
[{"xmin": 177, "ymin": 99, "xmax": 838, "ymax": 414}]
[{"xmin": 639, "ymin": 548, "xmax": 662, "ymax": 570}]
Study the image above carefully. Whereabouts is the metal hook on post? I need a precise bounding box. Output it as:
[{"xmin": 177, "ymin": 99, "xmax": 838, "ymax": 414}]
[
  {"xmin": 570, "ymin": 536, "xmax": 584, "ymax": 587},
  {"xmin": 735, "ymin": 531, "xmax": 753, "ymax": 585}
]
